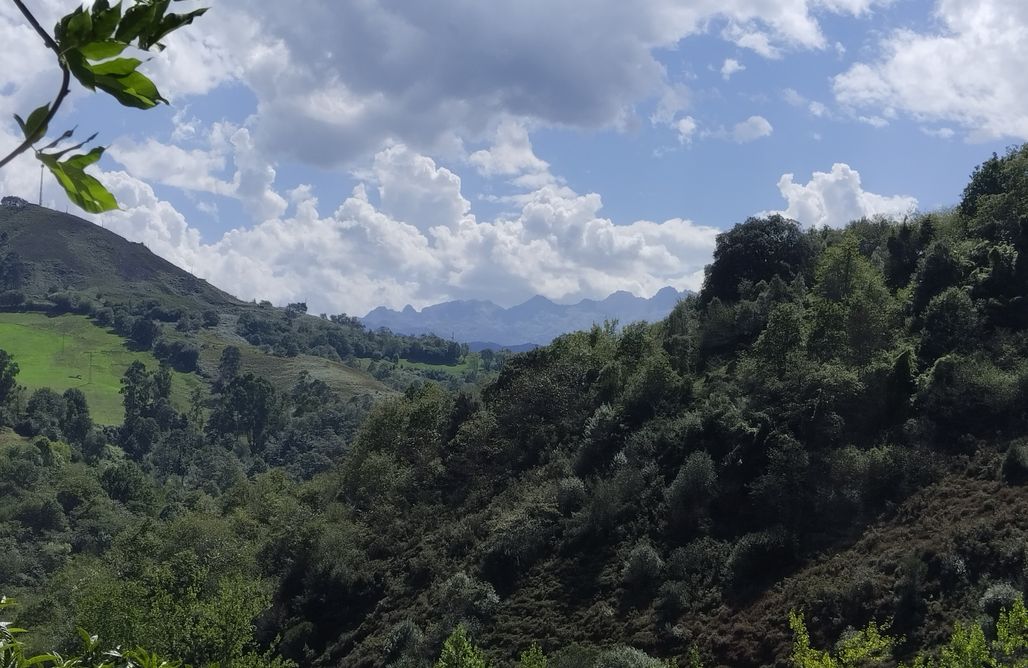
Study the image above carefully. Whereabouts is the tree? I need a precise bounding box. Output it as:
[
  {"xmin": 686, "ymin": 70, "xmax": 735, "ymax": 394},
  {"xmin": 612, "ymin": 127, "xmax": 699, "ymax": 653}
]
[
  {"xmin": 435, "ymin": 625, "xmax": 488, "ymax": 668},
  {"xmin": 519, "ymin": 644, "xmax": 547, "ymax": 668},
  {"xmin": 668, "ymin": 450, "xmax": 718, "ymax": 533},
  {"xmin": 701, "ymin": 215, "xmax": 815, "ymax": 303},
  {"xmin": 208, "ymin": 374, "xmax": 284, "ymax": 452},
  {"xmin": 131, "ymin": 318, "xmax": 160, "ymax": 349},
  {"xmin": 789, "ymin": 611, "xmax": 895, "ymax": 668},
  {"xmin": 61, "ymin": 387, "xmax": 92, "ymax": 444},
  {"xmin": 121, "ymin": 360, "xmax": 154, "ymax": 422},
  {"xmin": 22, "ymin": 387, "xmax": 66, "ymax": 439},
  {"xmin": 752, "ymin": 303, "xmax": 807, "ymax": 374},
  {"xmin": 218, "ymin": 345, "xmax": 243, "ymax": 385},
  {"xmin": 0, "ymin": 0, "xmax": 206, "ymax": 212},
  {"xmin": 0, "ymin": 349, "xmax": 19, "ymax": 410}
]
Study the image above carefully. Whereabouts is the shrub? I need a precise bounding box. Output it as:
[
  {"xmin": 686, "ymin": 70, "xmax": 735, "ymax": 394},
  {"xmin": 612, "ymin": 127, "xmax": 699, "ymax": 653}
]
[
  {"xmin": 667, "ymin": 450, "xmax": 717, "ymax": 533},
  {"xmin": 481, "ymin": 508, "xmax": 554, "ymax": 588},
  {"xmin": 655, "ymin": 580, "xmax": 691, "ymax": 622},
  {"xmin": 981, "ymin": 582, "xmax": 1021, "ymax": 620},
  {"xmin": 917, "ymin": 355, "xmax": 1019, "ymax": 436},
  {"xmin": 919, "ymin": 287, "xmax": 978, "ymax": 361},
  {"xmin": 594, "ymin": 646, "xmax": 666, "ymax": 668},
  {"xmin": 383, "ymin": 619, "xmax": 424, "ymax": 666},
  {"xmin": 622, "ymin": 542, "xmax": 664, "ymax": 590},
  {"xmin": 556, "ymin": 477, "xmax": 588, "ymax": 515},
  {"xmin": 550, "ymin": 646, "xmax": 600, "ymax": 668},
  {"xmin": 1002, "ymin": 440, "xmax": 1028, "ymax": 485},
  {"xmin": 437, "ymin": 572, "xmax": 499, "ymax": 630},
  {"xmin": 519, "ymin": 643, "xmax": 547, "ymax": 668},
  {"xmin": 726, "ymin": 530, "xmax": 791, "ymax": 591},
  {"xmin": 435, "ymin": 625, "xmax": 487, "ymax": 668}
]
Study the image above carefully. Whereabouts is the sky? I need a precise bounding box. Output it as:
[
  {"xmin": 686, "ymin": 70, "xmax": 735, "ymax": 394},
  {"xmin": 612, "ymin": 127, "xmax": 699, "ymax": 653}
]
[{"xmin": 0, "ymin": 0, "xmax": 1024, "ymax": 316}]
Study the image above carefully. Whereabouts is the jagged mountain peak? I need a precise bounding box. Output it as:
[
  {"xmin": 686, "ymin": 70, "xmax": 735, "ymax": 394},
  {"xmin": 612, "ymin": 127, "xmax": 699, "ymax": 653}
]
[{"xmin": 361, "ymin": 288, "xmax": 690, "ymax": 348}]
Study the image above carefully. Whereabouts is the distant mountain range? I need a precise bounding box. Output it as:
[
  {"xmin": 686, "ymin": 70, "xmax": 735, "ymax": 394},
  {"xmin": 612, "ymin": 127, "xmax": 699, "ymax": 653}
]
[{"xmin": 362, "ymin": 287, "xmax": 689, "ymax": 349}]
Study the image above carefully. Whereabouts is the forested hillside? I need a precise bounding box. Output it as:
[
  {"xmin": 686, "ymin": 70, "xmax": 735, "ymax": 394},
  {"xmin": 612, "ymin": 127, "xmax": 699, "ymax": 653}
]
[{"xmin": 2, "ymin": 146, "xmax": 1028, "ymax": 667}]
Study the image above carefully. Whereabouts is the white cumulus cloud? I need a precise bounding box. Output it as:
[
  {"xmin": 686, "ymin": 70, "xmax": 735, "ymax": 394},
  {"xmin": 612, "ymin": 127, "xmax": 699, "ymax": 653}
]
[
  {"xmin": 732, "ymin": 115, "xmax": 774, "ymax": 142},
  {"xmin": 772, "ymin": 162, "xmax": 917, "ymax": 227},
  {"xmin": 92, "ymin": 145, "xmax": 719, "ymax": 315},
  {"xmin": 721, "ymin": 58, "xmax": 746, "ymax": 79},
  {"xmin": 675, "ymin": 116, "xmax": 699, "ymax": 144},
  {"xmin": 833, "ymin": 0, "xmax": 1028, "ymax": 140}
]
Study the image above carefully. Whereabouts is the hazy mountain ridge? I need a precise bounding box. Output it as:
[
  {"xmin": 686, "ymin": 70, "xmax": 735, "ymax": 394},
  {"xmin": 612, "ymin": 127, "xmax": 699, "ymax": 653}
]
[{"xmin": 362, "ymin": 286, "xmax": 689, "ymax": 347}]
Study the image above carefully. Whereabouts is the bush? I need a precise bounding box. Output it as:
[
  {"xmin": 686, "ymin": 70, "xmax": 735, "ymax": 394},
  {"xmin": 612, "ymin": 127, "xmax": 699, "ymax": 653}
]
[
  {"xmin": 667, "ymin": 537, "xmax": 731, "ymax": 583},
  {"xmin": 435, "ymin": 624, "xmax": 487, "ymax": 668},
  {"xmin": 667, "ymin": 450, "xmax": 717, "ymax": 534},
  {"xmin": 437, "ymin": 572, "xmax": 499, "ymax": 630},
  {"xmin": 622, "ymin": 542, "xmax": 664, "ymax": 590},
  {"xmin": 153, "ymin": 337, "xmax": 201, "ymax": 372},
  {"xmin": 1002, "ymin": 440, "xmax": 1028, "ymax": 485},
  {"xmin": 556, "ymin": 477, "xmax": 587, "ymax": 515},
  {"xmin": 919, "ymin": 287, "xmax": 978, "ymax": 361},
  {"xmin": 481, "ymin": 508, "xmax": 554, "ymax": 588},
  {"xmin": 594, "ymin": 646, "xmax": 666, "ymax": 668},
  {"xmin": 655, "ymin": 580, "xmax": 691, "ymax": 622},
  {"xmin": 727, "ymin": 530, "xmax": 792, "ymax": 591},
  {"xmin": 383, "ymin": 619, "xmax": 424, "ymax": 666},
  {"xmin": 981, "ymin": 582, "xmax": 1021, "ymax": 620},
  {"xmin": 917, "ymin": 355, "xmax": 1019, "ymax": 436}
]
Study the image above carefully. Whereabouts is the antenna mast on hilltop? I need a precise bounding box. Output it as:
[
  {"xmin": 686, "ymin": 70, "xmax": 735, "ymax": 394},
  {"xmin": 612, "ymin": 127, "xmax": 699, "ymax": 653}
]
[{"xmin": 38, "ymin": 164, "xmax": 43, "ymax": 205}]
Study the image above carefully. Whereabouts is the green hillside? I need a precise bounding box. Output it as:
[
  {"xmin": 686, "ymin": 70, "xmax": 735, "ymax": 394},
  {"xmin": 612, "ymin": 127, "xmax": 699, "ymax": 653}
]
[
  {"xmin": 0, "ymin": 203, "xmax": 395, "ymax": 404},
  {"xmin": 2, "ymin": 147, "xmax": 1028, "ymax": 668},
  {"xmin": 0, "ymin": 312, "xmax": 201, "ymax": 424},
  {"xmin": 192, "ymin": 327, "xmax": 393, "ymax": 401},
  {"xmin": 0, "ymin": 203, "xmax": 238, "ymax": 310}
]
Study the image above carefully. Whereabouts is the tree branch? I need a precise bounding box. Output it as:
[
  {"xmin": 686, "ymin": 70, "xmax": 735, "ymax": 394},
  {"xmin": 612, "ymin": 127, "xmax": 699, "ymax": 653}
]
[{"xmin": 0, "ymin": 0, "xmax": 72, "ymax": 170}]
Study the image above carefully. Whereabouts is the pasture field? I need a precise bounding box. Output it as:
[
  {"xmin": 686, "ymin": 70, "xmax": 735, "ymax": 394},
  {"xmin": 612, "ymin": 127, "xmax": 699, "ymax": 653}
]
[{"xmin": 0, "ymin": 312, "xmax": 201, "ymax": 424}]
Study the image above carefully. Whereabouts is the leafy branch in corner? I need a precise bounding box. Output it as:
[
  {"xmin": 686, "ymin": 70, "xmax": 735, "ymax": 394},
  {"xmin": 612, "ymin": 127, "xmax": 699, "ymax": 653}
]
[{"xmin": 0, "ymin": 0, "xmax": 206, "ymax": 212}]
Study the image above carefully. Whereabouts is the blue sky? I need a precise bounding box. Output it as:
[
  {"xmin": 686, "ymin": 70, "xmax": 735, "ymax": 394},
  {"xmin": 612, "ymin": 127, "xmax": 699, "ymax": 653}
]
[{"xmin": 0, "ymin": 0, "xmax": 1023, "ymax": 315}]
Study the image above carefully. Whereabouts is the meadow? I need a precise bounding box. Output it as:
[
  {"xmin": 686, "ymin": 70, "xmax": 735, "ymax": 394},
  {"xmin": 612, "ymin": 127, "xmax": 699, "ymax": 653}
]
[{"xmin": 0, "ymin": 312, "xmax": 200, "ymax": 424}]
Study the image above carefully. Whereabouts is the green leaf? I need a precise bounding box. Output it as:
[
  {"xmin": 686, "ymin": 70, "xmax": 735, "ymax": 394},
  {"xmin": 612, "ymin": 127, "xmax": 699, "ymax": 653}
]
[
  {"xmin": 24, "ymin": 654, "xmax": 61, "ymax": 667},
  {"xmin": 23, "ymin": 103, "xmax": 51, "ymax": 143},
  {"xmin": 38, "ymin": 146, "xmax": 119, "ymax": 214},
  {"xmin": 94, "ymin": 69, "xmax": 166, "ymax": 109},
  {"xmin": 65, "ymin": 50, "xmax": 97, "ymax": 90},
  {"xmin": 115, "ymin": 2, "xmax": 158, "ymax": 44},
  {"xmin": 140, "ymin": 7, "xmax": 208, "ymax": 50},
  {"xmin": 63, "ymin": 7, "xmax": 94, "ymax": 50},
  {"xmin": 71, "ymin": 57, "xmax": 167, "ymax": 109},
  {"xmin": 78, "ymin": 39, "xmax": 128, "ymax": 60},
  {"xmin": 91, "ymin": 0, "xmax": 123, "ymax": 40},
  {"xmin": 88, "ymin": 57, "xmax": 143, "ymax": 77}
]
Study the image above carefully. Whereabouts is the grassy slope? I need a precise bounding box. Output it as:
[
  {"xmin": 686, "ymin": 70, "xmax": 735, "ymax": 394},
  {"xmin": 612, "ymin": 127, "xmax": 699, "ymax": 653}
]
[
  {"xmin": 0, "ymin": 203, "xmax": 239, "ymax": 310},
  {"xmin": 0, "ymin": 312, "xmax": 201, "ymax": 424},
  {"xmin": 192, "ymin": 326, "xmax": 392, "ymax": 401},
  {"xmin": 0, "ymin": 427, "xmax": 30, "ymax": 450},
  {"xmin": 0, "ymin": 204, "xmax": 393, "ymax": 404}
]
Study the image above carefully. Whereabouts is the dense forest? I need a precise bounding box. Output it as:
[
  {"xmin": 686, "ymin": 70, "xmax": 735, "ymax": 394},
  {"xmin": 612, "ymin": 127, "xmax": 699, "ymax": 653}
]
[{"xmin": 2, "ymin": 145, "xmax": 1028, "ymax": 667}]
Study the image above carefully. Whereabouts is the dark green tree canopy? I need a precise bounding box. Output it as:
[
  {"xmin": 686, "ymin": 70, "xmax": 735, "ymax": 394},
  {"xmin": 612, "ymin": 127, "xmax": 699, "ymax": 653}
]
[{"xmin": 701, "ymin": 215, "xmax": 815, "ymax": 303}]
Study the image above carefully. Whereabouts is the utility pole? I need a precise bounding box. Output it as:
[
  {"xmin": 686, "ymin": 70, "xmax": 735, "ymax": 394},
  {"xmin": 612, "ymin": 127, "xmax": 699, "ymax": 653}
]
[
  {"xmin": 87, "ymin": 351, "xmax": 93, "ymax": 384},
  {"xmin": 38, "ymin": 164, "xmax": 43, "ymax": 205}
]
